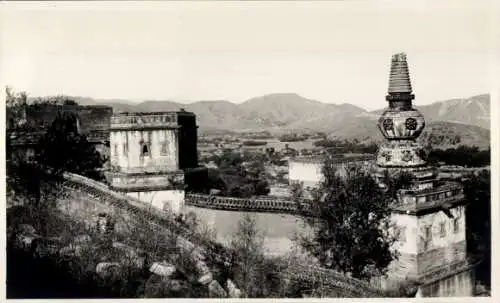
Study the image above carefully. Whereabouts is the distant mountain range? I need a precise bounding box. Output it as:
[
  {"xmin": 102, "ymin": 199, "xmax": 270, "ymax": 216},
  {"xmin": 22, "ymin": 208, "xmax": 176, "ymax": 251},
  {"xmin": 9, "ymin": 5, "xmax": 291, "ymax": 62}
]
[{"xmin": 68, "ymin": 93, "xmax": 490, "ymax": 148}]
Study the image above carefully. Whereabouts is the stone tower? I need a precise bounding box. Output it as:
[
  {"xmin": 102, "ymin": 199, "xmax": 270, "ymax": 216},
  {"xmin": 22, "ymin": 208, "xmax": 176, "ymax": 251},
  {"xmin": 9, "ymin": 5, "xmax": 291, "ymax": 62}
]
[
  {"xmin": 106, "ymin": 110, "xmax": 198, "ymax": 214},
  {"xmin": 376, "ymin": 53, "xmax": 475, "ymax": 297}
]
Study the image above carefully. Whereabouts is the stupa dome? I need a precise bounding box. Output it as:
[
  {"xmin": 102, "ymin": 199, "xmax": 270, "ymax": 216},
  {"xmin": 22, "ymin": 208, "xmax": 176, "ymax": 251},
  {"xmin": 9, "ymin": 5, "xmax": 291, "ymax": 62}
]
[{"xmin": 378, "ymin": 108, "xmax": 425, "ymax": 140}]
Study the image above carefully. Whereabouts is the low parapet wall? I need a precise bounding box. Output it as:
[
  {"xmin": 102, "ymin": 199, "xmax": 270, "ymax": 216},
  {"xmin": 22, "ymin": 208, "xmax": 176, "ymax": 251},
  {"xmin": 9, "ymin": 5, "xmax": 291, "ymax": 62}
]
[
  {"xmin": 285, "ymin": 264, "xmax": 387, "ymax": 297},
  {"xmin": 185, "ymin": 193, "xmax": 311, "ymax": 215},
  {"xmin": 62, "ymin": 172, "xmax": 224, "ymax": 257}
]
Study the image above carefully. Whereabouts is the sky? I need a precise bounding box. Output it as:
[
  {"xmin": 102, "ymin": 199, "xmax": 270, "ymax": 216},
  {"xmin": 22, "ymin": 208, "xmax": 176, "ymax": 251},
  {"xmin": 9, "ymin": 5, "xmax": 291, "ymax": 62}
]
[{"xmin": 0, "ymin": 1, "xmax": 497, "ymax": 110}]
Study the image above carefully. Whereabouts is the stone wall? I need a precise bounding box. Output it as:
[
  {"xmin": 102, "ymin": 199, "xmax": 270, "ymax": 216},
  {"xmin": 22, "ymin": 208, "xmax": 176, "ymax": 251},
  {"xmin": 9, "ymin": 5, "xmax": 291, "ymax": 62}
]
[
  {"xmin": 7, "ymin": 105, "xmax": 112, "ymax": 161},
  {"xmin": 10, "ymin": 104, "xmax": 112, "ymax": 135},
  {"xmin": 110, "ymin": 129, "xmax": 179, "ymax": 171},
  {"xmin": 388, "ymin": 202, "xmax": 469, "ymax": 288},
  {"xmin": 420, "ymin": 267, "xmax": 474, "ymax": 297},
  {"xmin": 288, "ymin": 156, "xmax": 376, "ymax": 188},
  {"xmin": 127, "ymin": 189, "xmax": 185, "ymax": 214},
  {"xmin": 288, "ymin": 161, "xmax": 323, "ymax": 186}
]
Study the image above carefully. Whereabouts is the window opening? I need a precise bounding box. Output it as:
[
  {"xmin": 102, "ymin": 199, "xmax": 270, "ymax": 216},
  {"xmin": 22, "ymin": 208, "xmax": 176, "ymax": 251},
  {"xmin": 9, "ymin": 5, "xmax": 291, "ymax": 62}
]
[
  {"xmin": 398, "ymin": 226, "xmax": 407, "ymax": 243},
  {"xmin": 440, "ymin": 222, "xmax": 446, "ymax": 238},
  {"xmin": 453, "ymin": 218, "xmax": 460, "ymax": 233},
  {"xmin": 161, "ymin": 141, "xmax": 168, "ymax": 156},
  {"xmin": 424, "ymin": 226, "xmax": 432, "ymax": 251},
  {"xmin": 141, "ymin": 143, "xmax": 150, "ymax": 157}
]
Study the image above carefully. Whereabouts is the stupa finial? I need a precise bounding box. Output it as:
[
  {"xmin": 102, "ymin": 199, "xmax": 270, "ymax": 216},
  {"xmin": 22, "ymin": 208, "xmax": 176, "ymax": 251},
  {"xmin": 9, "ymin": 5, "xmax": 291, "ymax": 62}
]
[
  {"xmin": 386, "ymin": 52, "xmax": 415, "ymax": 107},
  {"xmin": 388, "ymin": 52, "xmax": 412, "ymax": 94}
]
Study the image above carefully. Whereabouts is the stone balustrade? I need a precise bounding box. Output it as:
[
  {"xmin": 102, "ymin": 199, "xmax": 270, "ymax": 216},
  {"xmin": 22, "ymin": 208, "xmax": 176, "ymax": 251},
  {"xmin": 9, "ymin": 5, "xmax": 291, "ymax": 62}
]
[
  {"xmin": 110, "ymin": 112, "xmax": 180, "ymax": 131},
  {"xmin": 392, "ymin": 183, "xmax": 465, "ymax": 215},
  {"xmin": 185, "ymin": 193, "xmax": 312, "ymax": 215}
]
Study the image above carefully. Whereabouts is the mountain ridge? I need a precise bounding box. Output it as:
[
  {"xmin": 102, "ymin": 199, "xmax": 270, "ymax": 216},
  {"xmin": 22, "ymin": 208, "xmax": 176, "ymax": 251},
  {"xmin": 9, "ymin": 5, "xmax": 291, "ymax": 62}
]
[
  {"xmin": 50, "ymin": 92, "xmax": 488, "ymax": 124},
  {"xmin": 55, "ymin": 93, "xmax": 490, "ymax": 147}
]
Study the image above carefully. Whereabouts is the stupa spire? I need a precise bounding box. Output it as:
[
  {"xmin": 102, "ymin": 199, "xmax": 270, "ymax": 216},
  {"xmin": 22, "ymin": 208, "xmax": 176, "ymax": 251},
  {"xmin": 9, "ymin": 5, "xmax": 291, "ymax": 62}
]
[
  {"xmin": 385, "ymin": 53, "xmax": 415, "ymax": 110},
  {"xmin": 388, "ymin": 53, "xmax": 413, "ymax": 94},
  {"xmin": 376, "ymin": 53, "xmax": 429, "ymax": 179}
]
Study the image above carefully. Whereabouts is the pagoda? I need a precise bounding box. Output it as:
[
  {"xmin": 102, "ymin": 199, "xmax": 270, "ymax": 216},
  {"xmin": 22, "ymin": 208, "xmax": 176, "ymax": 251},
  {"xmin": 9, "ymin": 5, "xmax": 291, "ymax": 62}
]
[{"xmin": 375, "ymin": 53, "xmax": 476, "ymax": 297}]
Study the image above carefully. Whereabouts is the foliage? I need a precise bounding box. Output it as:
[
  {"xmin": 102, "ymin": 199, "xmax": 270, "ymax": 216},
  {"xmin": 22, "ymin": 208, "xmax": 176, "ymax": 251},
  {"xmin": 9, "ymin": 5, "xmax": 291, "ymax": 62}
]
[
  {"xmin": 242, "ymin": 140, "xmax": 267, "ymax": 146},
  {"xmin": 463, "ymin": 169, "xmax": 491, "ymax": 286},
  {"xmin": 5, "ymin": 86, "xmax": 28, "ymax": 130},
  {"xmin": 427, "ymin": 145, "xmax": 490, "ymax": 167},
  {"xmin": 34, "ymin": 111, "xmax": 106, "ymax": 181},
  {"xmin": 6, "ymin": 158, "xmax": 62, "ymax": 236},
  {"xmin": 313, "ymin": 138, "xmax": 378, "ymax": 154},
  {"xmin": 208, "ymin": 150, "xmax": 270, "ymax": 198},
  {"xmin": 6, "ymin": 196, "xmax": 211, "ymax": 298},
  {"xmin": 420, "ymin": 130, "xmax": 461, "ymax": 146},
  {"xmin": 294, "ymin": 160, "xmax": 398, "ymax": 281},
  {"xmin": 226, "ymin": 214, "xmax": 285, "ymax": 298},
  {"xmin": 279, "ymin": 133, "xmax": 308, "ymax": 142},
  {"xmin": 242, "ymin": 131, "xmax": 274, "ymax": 140},
  {"xmin": 7, "ymin": 91, "xmax": 106, "ymax": 233},
  {"xmin": 7, "ymin": 88, "xmax": 105, "ymax": 181},
  {"xmin": 379, "ymin": 170, "xmax": 414, "ymax": 203}
]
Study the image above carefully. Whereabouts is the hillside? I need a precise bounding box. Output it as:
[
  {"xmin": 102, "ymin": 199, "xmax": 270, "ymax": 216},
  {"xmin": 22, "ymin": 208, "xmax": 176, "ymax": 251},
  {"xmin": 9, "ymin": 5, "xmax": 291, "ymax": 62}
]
[
  {"xmin": 332, "ymin": 120, "xmax": 489, "ymax": 148},
  {"xmin": 417, "ymin": 94, "xmax": 490, "ymax": 129},
  {"xmin": 239, "ymin": 93, "xmax": 365, "ymax": 129},
  {"xmin": 48, "ymin": 93, "xmax": 490, "ymax": 147},
  {"xmin": 371, "ymin": 94, "xmax": 490, "ymax": 129}
]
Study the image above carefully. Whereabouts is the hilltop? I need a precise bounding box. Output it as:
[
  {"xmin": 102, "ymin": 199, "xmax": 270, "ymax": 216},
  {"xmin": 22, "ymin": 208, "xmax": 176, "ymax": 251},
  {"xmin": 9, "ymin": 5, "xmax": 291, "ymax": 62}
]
[{"xmin": 59, "ymin": 93, "xmax": 490, "ymax": 148}]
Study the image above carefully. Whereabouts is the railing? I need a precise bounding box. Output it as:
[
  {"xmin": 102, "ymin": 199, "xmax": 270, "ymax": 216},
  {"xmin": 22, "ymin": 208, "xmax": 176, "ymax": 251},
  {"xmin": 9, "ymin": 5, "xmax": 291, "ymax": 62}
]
[
  {"xmin": 392, "ymin": 182, "xmax": 465, "ymax": 213},
  {"xmin": 185, "ymin": 193, "xmax": 312, "ymax": 215},
  {"xmin": 290, "ymin": 155, "xmax": 375, "ymax": 164},
  {"xmin": 110, "ymin": 112, "xmax": 180, "ymax": 130},
  {"xmin": 419, "ymin": 258, "xmax": 476, "ymax": 285}
]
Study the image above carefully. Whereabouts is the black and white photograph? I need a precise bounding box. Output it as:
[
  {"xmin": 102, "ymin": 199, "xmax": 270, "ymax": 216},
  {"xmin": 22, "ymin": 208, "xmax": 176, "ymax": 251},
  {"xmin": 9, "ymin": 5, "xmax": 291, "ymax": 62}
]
[{"xmin": 2, "ymin": 0, "xmax": 497, "ymax": 299}]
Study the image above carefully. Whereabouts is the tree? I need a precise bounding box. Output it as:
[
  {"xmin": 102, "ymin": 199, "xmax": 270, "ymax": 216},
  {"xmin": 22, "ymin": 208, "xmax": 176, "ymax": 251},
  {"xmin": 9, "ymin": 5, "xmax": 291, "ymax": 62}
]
[
  {"xmin": 226, "ymin": 214, "xmax": 284, "ymax": 298},
  {"xmin": 245, "ymin": 161, "xmax": 271, "ymax": 196},
  {"xmin": 214, "ymin": 150, "xmax": 270, "ymax": 198},
  {"xmin": 6, "ymin": 148, "xmax": 62, "ymax": 236},
  {"xmin": 295, "ymin": 159, "xmax": 397, "ymax": 281},
  {"xmin": 35, "ymin": 111, "xmax": 105, "ymax": 181},
  {"xmin": 5, "ymin": 86, "xmax": 28, "ymax": 129},
  {"xmin": 463, "ymin": 170, "xmax": 491, "ymax": 287},
  {"xmin": 6, "ymin": 94, "xmax": 106, "ymax": 236},
  {"xmin": 227, "ymin": 214, "xmax": 265, "ymax": 297}
]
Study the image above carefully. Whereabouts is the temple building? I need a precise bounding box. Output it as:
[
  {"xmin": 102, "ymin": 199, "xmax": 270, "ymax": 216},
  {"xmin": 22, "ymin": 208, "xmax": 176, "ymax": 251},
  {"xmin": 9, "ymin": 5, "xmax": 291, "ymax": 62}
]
[
  {"xmin": 375, "ymin": 53, "xmax": 475, "ymax": 297},
  {"xmin": 288, "ymin": 154, "xmax": 375, "ymax": 189},
  {"xmin": 105, "ymin": 110, "xmax": 204, "ymax": 214},
  {"xmin": 7, "ymin": 103, "xmax": 112, "ymax": 162}
]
